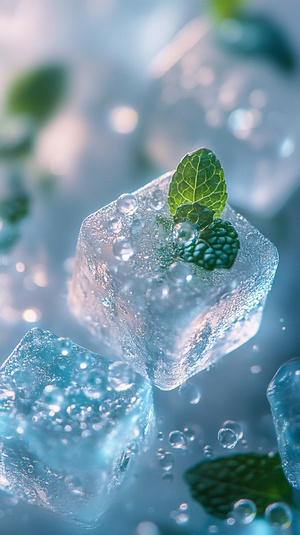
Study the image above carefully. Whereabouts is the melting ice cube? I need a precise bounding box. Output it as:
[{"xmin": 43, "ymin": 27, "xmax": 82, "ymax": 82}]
[
  {"xmin": 267, "ymin": 358, "xmax": 300, "ymax": 489},
  {"xmin": 0, "ymin": 328, "xmax": 154, "ymax": 527},
  {"xmin": 69, "ymin": 171, "xmax": 278, "ymax": 390}
]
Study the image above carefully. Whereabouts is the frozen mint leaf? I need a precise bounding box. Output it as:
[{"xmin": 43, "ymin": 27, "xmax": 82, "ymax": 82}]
[
  {"xmin": 168, "ymin": 148, "xmax": 227, "ymax": 218},
  {"xmin": 218, "ymin": 13, "xmax": 296, "ymax": 71},
  {"xmin": 176, "ymin": 218, "xmax": 239, "ymax": 270},
  {"xmin": 7, "ymin": 64, "xmax": 68, "ymax": 123},
  {"xmin": 174, "ymin": 203, "xmax": 214, "ymax": 230},
  {"xmin": 184, "ymin": 452, "xmax": 294, "ymax": 519}
]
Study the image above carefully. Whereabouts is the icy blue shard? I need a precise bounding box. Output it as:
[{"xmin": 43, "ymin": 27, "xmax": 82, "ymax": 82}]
[
  {"xmin": 0, "ymin": 328, "xmax": 154, "ymax": 527},
  {"xmin": 267, "ymin": 358, "xmax": 300, "ymax": 489}
]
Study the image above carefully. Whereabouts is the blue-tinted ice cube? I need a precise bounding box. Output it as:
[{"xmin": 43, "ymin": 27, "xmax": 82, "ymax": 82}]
[
  {"xmin": 267, "ymin": 358, "xmax": 300, "ymax": 489},
  {"xmin": 69, "ymin": 171, "xmax": 278, "ymax": 390},
  {"xmin": 0, "ymin": 328, "xmax": 154, "ymax": 527}
]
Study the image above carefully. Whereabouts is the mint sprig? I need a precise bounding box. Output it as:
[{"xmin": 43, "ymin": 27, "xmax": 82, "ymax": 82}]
[
  {"xmin": 168, "ymin": 148, "xmax": 227, "ymax": 218},
  {"xmin": 168, "ymin": 148, "xmax": 239, "ymax": 271},
  {"xmin": 184, "ymin": 452, "xmax": 294, "ymax": 519}
]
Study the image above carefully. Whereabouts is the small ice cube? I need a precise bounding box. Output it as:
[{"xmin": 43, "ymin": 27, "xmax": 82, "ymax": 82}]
[
  {"xmin": 0, "ymin": 328, "xmax": 154, "ymax": 527},
  {"xmin": 69, "ymin": 171, "xmax": 278, "ymax": 390},
  {"xmin": 267, "ymin": 358, "xmax": 300, "ymax": 489}
]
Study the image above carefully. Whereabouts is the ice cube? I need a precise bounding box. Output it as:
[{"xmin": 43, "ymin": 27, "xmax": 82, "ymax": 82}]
[
  {"xmin": 0, "ymin": 328, "xmax": 154, "ymax": 527},
  {"xmin": 69, "ymin": 171, "xmax": 278, "ymax": 390},
  {"xmin": 267, "ymin": 359, "xmax": 300, "ymax": 489}
]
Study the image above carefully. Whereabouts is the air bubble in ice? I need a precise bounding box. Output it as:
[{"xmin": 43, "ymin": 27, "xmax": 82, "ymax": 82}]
[
  {"xmin": 108, "ymin": 362, "xmax": 135, "ymax": 391},
  {"xmin": 183, "ymin": 427, "xmax": 195, "ymax": 442},
  {"xmin": 217, "ymin": 428, "xmax": 238, "ymax": 449},
  {"xmin": 203, "ymin": 445, "xmax": 213, "ymax": 457},
  {"xmin": 265, "ymin": 502, "xmax": 292, "ymax": 529},
  {"xmin": 169, "ymin": 430, "xmax": 186, "ymax": 450},
  {"xmin": 172, "ymin": 222, "xmax": 195, "ymax": 245},
  {"xmin": 113, "ymin": 239, "xmax": 134, "ymax": 261},
  {"xmin": 233, "ymin": 499, "xmax": 256, "ymax": 524},
  {"xmin": 64, "ymin": 474, "xmax": 85, "ymax": 496},
  {"xmin": 116, "ymin": 193, "xmax": 138, "ymax": 215}
]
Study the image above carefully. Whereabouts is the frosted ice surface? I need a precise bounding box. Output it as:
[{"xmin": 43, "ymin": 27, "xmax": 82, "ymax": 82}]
[
  {"xmin": 69, "ymin": 171, "xmax": 279, "ymax": 390},
  {"xmin": 267, "ymin": 359, "xmax": 300, "ymax": 489},
  {"xmin": 0, "ymin": 328, "xmax": 154, "ymax": 527}
]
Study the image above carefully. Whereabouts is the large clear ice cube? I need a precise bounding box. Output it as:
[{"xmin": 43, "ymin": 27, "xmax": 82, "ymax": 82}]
[
  {"xmin": 69, "ymin": 171, "xmax": 279, "ymax": 390},
  {"xmin": 0, "ymin": 328, "xmax": 154, "ymax": 527},
  {"xmin": 267, "ymin": 359, "xmax": 300, "ymax": 489}
]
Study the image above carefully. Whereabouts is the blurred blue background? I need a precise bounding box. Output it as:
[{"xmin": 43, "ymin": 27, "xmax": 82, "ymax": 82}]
[{"xmin": 0, "ymin": 0, "xmax": 300, "ymax": 533}]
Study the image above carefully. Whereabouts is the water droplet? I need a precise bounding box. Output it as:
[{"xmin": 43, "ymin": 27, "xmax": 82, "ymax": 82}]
[
  {"xmin": 233, "ymin": 499, "xmax": 256, "ymax": 524},
  {"xmin": 108, "ymin": 361, "xmax": 135, "ymax": 391},
  {"xmin": 178, "ymin": 382, "xmax": 201, "ymax": 404},
  {"xmin": 159, "ymin": 452, "xmax": 174, "ymax": 471},
  {"xmin": 218, "ymin": 428, "xmax": 238, "ymax": 449},
  {"xmin": 57, "ymin": 337, "xmax": 73, "ymax": 356},
  {"xmin": 169, "ymin": 430, "xmax": 186, "ymax": 450},
  {"xmin": 41, "ymin": 385, "xmax": 65, "ymax": 413},
  {"xmin": 172, "ymin": 222, "xmax": 195, "ymax": 245},
  {"xmin": 203, "ymin": 445, "xmax": 214, "ymax": 457},
  {"xmin": 265, "ymin": 502, "xmax": 292, "ymax": 529},
  {"xmin": 113, "ymin": 239, "xmax": 134, "ymax": 261},
  {"xmin": 162, "ymin": 472, "xmax": 173, "ymax": 482},
  {"xmin": 130, "ymin": 218, "xmax": 144, "ymax": 236},
  {"xmin": 157, "ymin": 431, "xmax": 164, "ymax": 441},
  {"xmin": 116, "ymin": 193, "xmax": 138, "ymax": 215},
  {"xmin": 250, "ymin": 365, "xmax": 262, "ymax": 374},
  {"xmin": 136, "ymin": 521, "xmax": 160, "ymax": 535},
  {"xmin": 108, "ymin": 217, "xmax": 122, "ymax": 234},
  {"xmin": 157, "ymin": 448, "xmax": 165, "ymax": 458},
  {"xmin": 207, "ymin": 525, "xmax": 219, "ymax": 534},
  {"xmin": 183, "ymin": 427, "xmax": 195, "ymax": 442},
  {"xmin": 222, "ymin": 420, "xmax": 243, "ymax": 440}
]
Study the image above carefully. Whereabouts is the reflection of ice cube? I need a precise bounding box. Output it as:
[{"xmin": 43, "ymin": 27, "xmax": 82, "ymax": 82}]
[
  {"xmin": 0, "ymin": 328, "xmax": 154, "ymax": 527},
  {"xmin": 69, "ymin": 171, "xmax": 278, "ymax": 390},
  {"xmin": 145, "ymin": 16, "xmax": 300, "ymax": 216},
  {"xmin": 267, "ymin": 359, "xmax": 300, "ymax": 489}
]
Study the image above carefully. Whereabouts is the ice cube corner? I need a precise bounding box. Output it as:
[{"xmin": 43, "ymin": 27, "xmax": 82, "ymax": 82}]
[
  {"xmin": 267, "ymin": 358, "xmax": 300, "ymax": 490},
  {"xmin": 0, "ymin": 328, "xmax": 154, "ymax": 527},
  {"xmin": 69, "ymin": 171, "xmax": 279, "ymax": 390}
]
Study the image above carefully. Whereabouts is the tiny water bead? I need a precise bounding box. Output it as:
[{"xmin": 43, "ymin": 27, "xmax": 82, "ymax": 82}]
[
  {"xmin": 265, "ymin": 502, "xmax": 292, "ymax": 530},
  {"xmin": 217, "ymin": 427, "xmax": 238, "ymax": 449},
  {"xmin": 159, "ymin": 452, "xmax": 174, "ymax": 471},
  {"xmin": 178, "ymin": 382, "xmax": 201, "ymax": 405},
  {"xmin": 203, "ymin": 445, "xmax": 214, "ymax": 457},
  {"xmin": 169, "ymin": 430, "xmax": 187, "ymax": 450},
  {"xmin": 156, "ymin": 431, "xmax": 164, "ymax": 441},
  {"xmin": 108, "ymin": 217, "xmax": 122, "ymax": 234},
  {"xmin": 183, "ymin": 427, "xmax": 195, "ymax": 442},
  {"xmin": 56, "ymin": 337, "xmax": 73, "ymax": 356},
  {"xmin": 172, "ymin": 221, "xmax": 196, "ymax": 245},
  {"xmin": 113, "ymin": 239, "xmax": 134, "ymax": 261},
  {"xmin": 232, "ymin": 499, "xmax": 257, "ymax": 524},
  {"xmin": 116, "ymin": 193, "xmax": 138, "ymax": 215},
  {"xmin": 136, "ymin": 521, "xmax": 160, "ymax": 535}
]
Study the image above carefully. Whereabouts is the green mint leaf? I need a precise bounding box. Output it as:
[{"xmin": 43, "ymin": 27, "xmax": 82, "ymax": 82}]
[
  {"xmin": 218, "ymin": 13, "xmax": 296, "ymax": 72},
  {"xmin": 184, "ymin": 452, "xmax": 294, "ymax": 519},
  {"xmin": 7, "ymin": 64, "xmax": 68, "ymax": 123},
  {"xmin": 168, "ymin": 148, "xmax": 227, "ymax": 218},
  {"xmin": 176, "ymin": 218, "xmax": 239, "ymax": 270},
  {"xmin": 174, "ymin": 203, "xmax": 214, "ymax": 230}
]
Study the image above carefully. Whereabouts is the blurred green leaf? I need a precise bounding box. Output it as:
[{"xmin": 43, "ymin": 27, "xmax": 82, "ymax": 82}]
[
  {"xmin": 217, "ymin": 13, "xmax": 296, "ymax": 71},
  {"xmin": 0, "ymin": 132, "xmax": 34, "ymax": 160},
  {"xmin": 0, "ymin": 192, "xmax": 30, "ymax": 224},
  {"xmin": 209, "ymin": 0, "xmax": 246, "ymax": 19},
  {"xmin": 7, "ymin": 64, "xmax": 68, "ymax": 123},
  {"xmin": 184, "ymin": 452, "xmax": 294, "ymax": 519}
]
